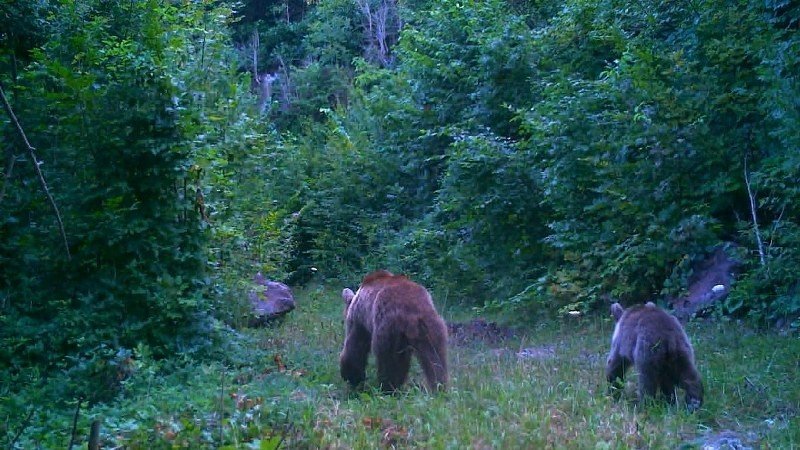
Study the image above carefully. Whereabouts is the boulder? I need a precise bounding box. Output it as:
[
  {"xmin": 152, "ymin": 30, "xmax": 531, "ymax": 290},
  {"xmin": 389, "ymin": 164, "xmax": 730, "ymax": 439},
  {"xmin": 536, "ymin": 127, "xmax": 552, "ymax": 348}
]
[
  {"xmin": 669, "ymin": 245, "xmax": 739, "ymax": 319},
  {"xmin": 248, "ymin": 273, "xmax": 295, "ymax": 326},
  {"xmin": 684, "ymin": 430, "xmax": 755, "ymax": 450}
]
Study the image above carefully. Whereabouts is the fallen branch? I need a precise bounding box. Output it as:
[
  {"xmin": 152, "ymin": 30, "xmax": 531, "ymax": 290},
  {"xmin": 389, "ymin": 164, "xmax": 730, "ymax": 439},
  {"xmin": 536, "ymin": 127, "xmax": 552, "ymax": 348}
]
[{"xmin": 0, "ymin": 81, "xmax": 70, "ymax": 260}]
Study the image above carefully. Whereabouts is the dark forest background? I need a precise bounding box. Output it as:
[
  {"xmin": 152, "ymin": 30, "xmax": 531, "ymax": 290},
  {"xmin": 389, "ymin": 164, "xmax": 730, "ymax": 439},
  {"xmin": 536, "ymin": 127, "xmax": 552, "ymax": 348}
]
[{"xmin": 1, "ymin": 0, "xmax": 798, "ymax": 426}]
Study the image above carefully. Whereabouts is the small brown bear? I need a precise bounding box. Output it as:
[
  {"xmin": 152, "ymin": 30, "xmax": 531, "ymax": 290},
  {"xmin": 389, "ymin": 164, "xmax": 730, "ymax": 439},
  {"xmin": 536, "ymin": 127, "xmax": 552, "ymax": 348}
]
[
  {"xmin": 606, "ymin": 302, "xmax": 704, "ymax": 411},
  {"xmin": 340, "ymin": 270, "xmax": 448, "ymax": 392}
]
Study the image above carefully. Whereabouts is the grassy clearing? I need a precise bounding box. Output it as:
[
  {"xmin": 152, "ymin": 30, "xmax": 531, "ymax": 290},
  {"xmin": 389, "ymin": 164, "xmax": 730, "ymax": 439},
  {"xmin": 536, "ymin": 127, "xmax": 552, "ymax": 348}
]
[{"xmin": 12, "ymin": 285, "xmax": 799, "ymax": 449}]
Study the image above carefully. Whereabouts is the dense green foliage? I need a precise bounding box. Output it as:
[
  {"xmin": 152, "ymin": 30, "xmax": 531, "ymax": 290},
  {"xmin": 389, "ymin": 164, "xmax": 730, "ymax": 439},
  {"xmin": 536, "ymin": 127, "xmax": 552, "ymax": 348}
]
[
  {"xmin": 0, "ymin": 0, "xmax": 248, "ymax": 402},
  {"xmin": 1, "ymin": 0, "xmax": 799, "ymax": 446},
  {"xmin": 235, "ymin": 0, "xmax": 799, "ymax": 320}
]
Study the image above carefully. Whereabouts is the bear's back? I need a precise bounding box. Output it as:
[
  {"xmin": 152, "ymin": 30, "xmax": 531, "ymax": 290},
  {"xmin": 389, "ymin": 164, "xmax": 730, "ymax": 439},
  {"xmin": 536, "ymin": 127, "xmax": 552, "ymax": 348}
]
[
  {"xmin": 360, "ymin": 271, "xmax": 434, "ymax": 311},
  {"xmin": 622, "ymin": 304, "xmax": 693, "ymax": 360},
  {"xmin": 349, "ymin": 271, "xmax": 439, "ymax": 332}
]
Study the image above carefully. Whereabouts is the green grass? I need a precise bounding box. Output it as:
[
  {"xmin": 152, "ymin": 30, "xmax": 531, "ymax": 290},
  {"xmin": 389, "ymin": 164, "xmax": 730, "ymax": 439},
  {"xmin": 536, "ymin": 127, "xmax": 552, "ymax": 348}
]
[{"xmin": 7, "ymin": 285, "xmax": 800, "ymax": 449}]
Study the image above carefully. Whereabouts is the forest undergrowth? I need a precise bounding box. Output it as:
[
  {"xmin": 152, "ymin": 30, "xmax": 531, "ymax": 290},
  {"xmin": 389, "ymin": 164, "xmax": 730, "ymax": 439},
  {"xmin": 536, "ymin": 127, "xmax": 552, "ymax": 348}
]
[{"xmin": 8, "ymin": 285, "xmax": 798, "ymax": 449}]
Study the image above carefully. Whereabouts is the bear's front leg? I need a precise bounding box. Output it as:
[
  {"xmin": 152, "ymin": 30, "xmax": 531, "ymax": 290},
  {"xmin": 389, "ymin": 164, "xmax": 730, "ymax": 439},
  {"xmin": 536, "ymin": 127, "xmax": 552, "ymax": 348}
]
[
  {"xmin": 680, "ymin": 364, "xmax": 704, "ymax": 412},
  {"xmin": 605, "ymin": 351, "xmax": 628, "ymax": 396},
  {"xmin": 340, "ymin": 324, "xmax": 371, "ymax": 388}
]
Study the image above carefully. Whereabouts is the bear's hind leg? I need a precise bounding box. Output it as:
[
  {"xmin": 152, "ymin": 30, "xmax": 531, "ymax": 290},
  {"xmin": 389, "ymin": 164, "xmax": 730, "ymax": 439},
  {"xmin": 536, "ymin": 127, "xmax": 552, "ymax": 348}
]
[
  {"xmin": 636, "ymin": 363, "xmax": 660, "ymax": 404},
  {"xmin": 415, "ymin": 327, "xmax": 448, "ymax": 392},
  {"xmin": 374, "ymin": 333, "xmax": 412, "ymax": 392}
]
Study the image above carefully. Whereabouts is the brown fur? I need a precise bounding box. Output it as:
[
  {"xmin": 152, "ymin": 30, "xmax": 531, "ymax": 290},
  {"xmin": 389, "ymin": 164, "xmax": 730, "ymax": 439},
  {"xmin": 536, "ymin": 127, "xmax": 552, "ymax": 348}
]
[
  {"xmin": 606, "ymin": 302, "xmax": 704, "ymax": 411},
  {"xmin": 340, "ymin": 270, "xmax": 448, "ymax": 392}
]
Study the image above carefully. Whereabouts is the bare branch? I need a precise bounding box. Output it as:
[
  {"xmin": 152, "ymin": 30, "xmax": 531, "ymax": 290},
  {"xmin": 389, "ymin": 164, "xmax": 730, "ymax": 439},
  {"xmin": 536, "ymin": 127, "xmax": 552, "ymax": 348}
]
[
  {"xmin": 356, "ymin": 0, "xmax": 399, "ymax": 66},
  {"xmin": 8, "ymin": 408, "xmax": 35, "ymax": 448},
  {"xmin": 0, "ymin": 81, "xmax": 71, "ymax": 260},
  {"xmin": 768, "ymin": 203, "xmax": 786, "ymax": 249},
  {"xmin": 67, "ymin": 398, "xmax": 83, "ymax": 450},
  {"xmin": 276, "ymin": 55, "xmax": 293, "ymax": 113},
  {"xmin": 744, "ymin": 156, "xmax": 765, "ymax": 267},
  {"xmin": 252, "ymin": 29, "xmax": 259, "ymax": 84},
  {"xmin": 218, "ymin": 366, "xmax": 226, "ymax": 445}
]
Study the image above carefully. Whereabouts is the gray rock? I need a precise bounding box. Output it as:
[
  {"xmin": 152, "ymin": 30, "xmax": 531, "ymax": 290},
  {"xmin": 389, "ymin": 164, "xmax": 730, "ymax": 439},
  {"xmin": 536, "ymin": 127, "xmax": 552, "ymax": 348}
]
[
  {"xmin": 247, "ymin": 273, "xmax": 295, "ymax": 326},
  {"xmin": 669, "ymin": 245, "xmax": 740, "ymax": 319},
  {"xmin": 686, "ymin": 431, "xmax": 754, "ymax": 450}
]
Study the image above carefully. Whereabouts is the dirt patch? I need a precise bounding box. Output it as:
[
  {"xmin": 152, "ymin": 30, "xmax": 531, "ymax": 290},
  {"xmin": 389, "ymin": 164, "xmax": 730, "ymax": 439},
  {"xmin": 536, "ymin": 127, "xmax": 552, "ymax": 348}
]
[
  {"xmin": 447, "ymin": 318, "xmax": 517, "ymax": 345},
  {"xmin": 517, "ymin": 345, "xmax": 557, "ymax": 360},
  {"xmin": 669, "ymin": 245, "xmax": 740, "ymax": 319}
]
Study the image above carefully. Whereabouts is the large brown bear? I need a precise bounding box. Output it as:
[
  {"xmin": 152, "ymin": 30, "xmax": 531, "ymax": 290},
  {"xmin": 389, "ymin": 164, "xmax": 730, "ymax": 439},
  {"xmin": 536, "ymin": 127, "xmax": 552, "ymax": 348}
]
[
  {"xmin": 606, "ymin": 302, "xmax": 704, "ymax": 411},
  {"xmin": 340, "ymin": 270, "xmax": 448, "ymax": 392}
]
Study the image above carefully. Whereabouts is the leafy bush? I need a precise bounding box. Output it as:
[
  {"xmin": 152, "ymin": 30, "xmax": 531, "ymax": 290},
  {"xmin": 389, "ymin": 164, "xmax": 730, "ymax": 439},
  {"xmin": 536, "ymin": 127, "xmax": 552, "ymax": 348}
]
[
  {"xmin": 507, "ymin": 0, "xmax": 798, "ymax": 317},
  {"xmin": 0, "ymin": 0, "xmax": 247, "ymax": 396}
]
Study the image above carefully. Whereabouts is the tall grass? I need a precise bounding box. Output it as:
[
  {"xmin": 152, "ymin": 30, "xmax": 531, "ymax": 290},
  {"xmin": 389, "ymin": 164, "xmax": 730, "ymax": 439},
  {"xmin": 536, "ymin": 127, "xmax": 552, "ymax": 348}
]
[{"xmin": 13, "ymin": 285, "xmax": 798, "ymax": 448}]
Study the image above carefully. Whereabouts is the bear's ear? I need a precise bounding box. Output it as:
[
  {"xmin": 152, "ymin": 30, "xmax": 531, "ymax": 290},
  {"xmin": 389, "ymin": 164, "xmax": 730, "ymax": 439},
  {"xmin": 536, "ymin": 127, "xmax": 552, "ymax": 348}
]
[
  {"xmin": 611, "ymin": 303, "xmax": 624, "ymax": 321},
  {"xmin": 342, "ymin": 288, "xmax": 355, "ymax": 305}
]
